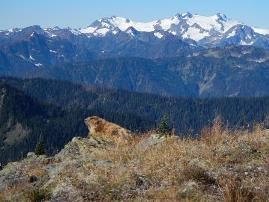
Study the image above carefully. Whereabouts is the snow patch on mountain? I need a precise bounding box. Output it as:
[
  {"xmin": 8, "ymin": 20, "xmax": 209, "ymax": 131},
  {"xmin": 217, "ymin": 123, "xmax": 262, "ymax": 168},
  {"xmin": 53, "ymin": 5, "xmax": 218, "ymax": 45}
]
[
  {"xmin": 80, "ymin": 27, "xmax": 96, "ymax": 34},
  {"xmin": 253, "ymin": 28, "xmax": 269, "ymax": 35},
  {"xmin": 240, "ymin": 40, "xmax": 254, "ymax": 46},
  {"xmin": 34, "ymin": 63, "xmax": 43, "ymax": 67},
  {"xmin": 49, "ymin": 50, "xmax": 57, "ymax": 54},
  {"xmin": 184, "ymin": 13, "xmax": 237, "ymax": 32},
  {"xmin": 95, "ymin": 28, "xmax": 110, "ymax": 36},
  {"xmin": 227, "ymin": 30, "xmax": 237, "ymax": 38},
  {"xmin": 29, "ymin": 55, "xmax": 35, "ymax": 61},
  {"xmin": 18, "ymin": 55, "xmax": 26, "ymax": 60},
  {"xmin": 107, "ymin": 16, "xmax": 156, "ymax": 32},
  {"xmin": 154, "ymin": 32, "xmax": 163, "ymax": 39},
  {"xmin": 183, "ymin": 27, "xmax": 210, "ymax": 41},
  {"xmin": 248, "ymin": 57, "xmax": 269, "ymax": 63},
  {"xmin": 158, "ymin": 16, "xmax": 180, "ymax": 30}
]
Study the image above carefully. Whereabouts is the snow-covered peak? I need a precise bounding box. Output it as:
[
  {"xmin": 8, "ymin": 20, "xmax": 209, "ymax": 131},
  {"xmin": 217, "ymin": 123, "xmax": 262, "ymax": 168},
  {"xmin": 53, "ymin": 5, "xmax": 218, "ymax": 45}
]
[
  {"xmin": 222, "ymin": 25, "xmax": 258, "ymax": 46},
  {"xmin": 79, "ymin": 12, "xmax": 242, "ymax": 40},
  {"xmin": 4, "ymin": 12, "xmax": 261, "ymax": 43},
  {"xmin": 80, "ymin": 16, "xmax": 157, "ymax": 36},
  {"xmin": 152, "ymin": 13, "xmax": 239, "ymax": 41},
  {"xmin": 125, "ymin": 26, "xmax": 140, "ymax": 37},
  {"xmin": 181, "ymin": 13, "xmax": 238, "ymax": 32},
  {"xmin": 1, "ymin": 12, "xmax": 268, "ymax": 48}
]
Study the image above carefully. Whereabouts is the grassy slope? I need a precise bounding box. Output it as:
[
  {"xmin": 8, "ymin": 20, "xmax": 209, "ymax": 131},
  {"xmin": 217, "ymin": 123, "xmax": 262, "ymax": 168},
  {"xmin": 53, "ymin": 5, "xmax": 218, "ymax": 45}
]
[
  {"xmin": 0, "ymin": 119, "xmax": 268, "ymax": 201},
  {"xmin": 88, "ymin": 122, "xmax": 269, "ymax": 201}
]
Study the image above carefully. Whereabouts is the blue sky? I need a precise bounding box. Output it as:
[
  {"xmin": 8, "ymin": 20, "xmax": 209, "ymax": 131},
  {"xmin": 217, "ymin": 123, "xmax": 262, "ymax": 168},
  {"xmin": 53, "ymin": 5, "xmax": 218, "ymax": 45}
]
[{"xmin": 1, "ymin": 0, "xmax": 269, "ymax": 29}]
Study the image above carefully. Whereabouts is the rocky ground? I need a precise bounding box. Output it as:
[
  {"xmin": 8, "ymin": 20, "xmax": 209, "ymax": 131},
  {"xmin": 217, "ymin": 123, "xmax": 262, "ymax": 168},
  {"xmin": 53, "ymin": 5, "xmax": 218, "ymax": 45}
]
[{"xmin": 0, "ymin": 117, "xmax": 269, "ymax": 201}]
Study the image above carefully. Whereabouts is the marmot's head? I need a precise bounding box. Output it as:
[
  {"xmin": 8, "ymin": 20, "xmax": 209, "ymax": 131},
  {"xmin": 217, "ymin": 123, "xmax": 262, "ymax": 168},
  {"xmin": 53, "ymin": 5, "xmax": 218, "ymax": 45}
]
[{"xmin": 85, "ymin": 116, "xmax": 105, "ymax": 133}]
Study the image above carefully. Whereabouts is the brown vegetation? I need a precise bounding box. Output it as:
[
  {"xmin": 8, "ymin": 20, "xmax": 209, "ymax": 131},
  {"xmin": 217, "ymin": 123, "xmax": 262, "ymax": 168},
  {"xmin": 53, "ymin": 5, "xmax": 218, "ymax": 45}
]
[{"xmin": 0, "ymin": 118, "xmax": 269, "ymax": 201}]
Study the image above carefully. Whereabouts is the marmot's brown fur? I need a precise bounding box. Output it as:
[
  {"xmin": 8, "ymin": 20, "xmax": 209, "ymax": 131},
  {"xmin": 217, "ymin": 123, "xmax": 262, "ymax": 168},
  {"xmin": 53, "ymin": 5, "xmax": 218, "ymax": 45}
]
[{"xmin": 84, "ymin": 116, "xmax": 132, "ymax": 144}]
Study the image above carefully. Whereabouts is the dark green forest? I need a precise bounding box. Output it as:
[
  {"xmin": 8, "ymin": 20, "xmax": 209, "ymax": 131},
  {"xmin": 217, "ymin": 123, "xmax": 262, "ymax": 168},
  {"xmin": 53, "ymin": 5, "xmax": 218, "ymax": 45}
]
[{"xmin": 1, "ymin": 77, "xmax": 269, "ymax": 164}]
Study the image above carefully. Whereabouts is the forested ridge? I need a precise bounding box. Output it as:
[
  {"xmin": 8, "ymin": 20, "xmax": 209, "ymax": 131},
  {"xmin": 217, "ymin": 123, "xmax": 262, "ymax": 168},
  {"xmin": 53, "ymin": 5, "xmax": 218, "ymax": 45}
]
[{"xmin": 1, "ymin": 77, "xmax": 269, "ymax": 164}]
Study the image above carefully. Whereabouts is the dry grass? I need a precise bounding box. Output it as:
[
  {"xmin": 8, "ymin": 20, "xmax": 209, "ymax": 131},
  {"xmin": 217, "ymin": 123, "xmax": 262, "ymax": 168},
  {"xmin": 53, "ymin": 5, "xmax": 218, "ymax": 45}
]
[
  {"xmin": 0, "ymin": 119, "xmax": 269, "ymax": 201},
  {"xmin": 87, "ymin": 119, "xmax": 269, "ymax": 201}
]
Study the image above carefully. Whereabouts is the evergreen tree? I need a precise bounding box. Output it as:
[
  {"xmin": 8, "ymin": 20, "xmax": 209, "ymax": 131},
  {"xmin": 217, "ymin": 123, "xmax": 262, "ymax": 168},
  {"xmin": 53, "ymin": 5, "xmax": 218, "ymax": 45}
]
[
  {"xmin": 157, "ymin": 115, "xmax": 170, "ymax": 135},
  {"xmin": 34, "ymin": 139, "xmax": 45, "ymax": 156}
]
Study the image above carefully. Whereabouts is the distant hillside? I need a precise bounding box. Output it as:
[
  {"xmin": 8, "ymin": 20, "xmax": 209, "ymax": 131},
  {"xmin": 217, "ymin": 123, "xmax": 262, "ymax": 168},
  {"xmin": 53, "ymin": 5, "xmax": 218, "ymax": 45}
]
[
  {"xmin": 0, "ymin": 84, "xmax": 87, "ymax": 164},
  {"xmin": 2, "ymin": 77, "xmax": 269, "ymax": 164},
  {"xmin": 3, "ymin": 77, "xmax": 269, "ymax": 131},
  {"xmin": 0, "ymin": 82, "xmax": 152, "ymax": 164},
  {"xmin": 1, "ymin": 46, "xmax": 269, "ymax": 97}
]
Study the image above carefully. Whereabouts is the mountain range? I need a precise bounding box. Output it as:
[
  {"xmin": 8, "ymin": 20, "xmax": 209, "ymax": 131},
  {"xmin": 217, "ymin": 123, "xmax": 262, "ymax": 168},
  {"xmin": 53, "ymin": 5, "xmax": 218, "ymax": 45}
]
[
  {"xmin": 79, "ymin": 12, "xmax": 269, "ymax": 48},
  {"xmin": 1, "ymin": 13, "xmax": 269, "ymax": 97},
  {"xmin": 2, "ymin": 12, "xmax": 269, "ymax": 50}
]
